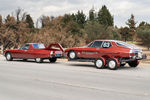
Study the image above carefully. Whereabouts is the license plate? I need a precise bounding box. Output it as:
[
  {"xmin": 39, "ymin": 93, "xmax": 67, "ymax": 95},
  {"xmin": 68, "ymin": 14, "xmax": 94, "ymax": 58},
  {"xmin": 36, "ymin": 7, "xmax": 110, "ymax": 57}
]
[
  {"xmin": 56, "ymin": 54, "xmax": 61, "ymax": 57},
  {"xmin": 55, "ymin": 51, "xmax": 62, "ymax": 54}
]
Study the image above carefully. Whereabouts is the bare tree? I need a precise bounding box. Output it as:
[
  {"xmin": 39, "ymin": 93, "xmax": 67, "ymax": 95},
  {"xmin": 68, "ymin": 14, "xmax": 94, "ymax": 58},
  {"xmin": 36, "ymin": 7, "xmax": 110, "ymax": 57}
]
[
  {"xmin": 0, "ymin": 15, "xmax": 2, "ymax": 27},
  {"xmin": 15, "ymin": 8, "xmax": 27, "ymax": 22},
  {"xmin": 40, "ymin": 15, "xmax": 50, "ymax": 28},
  {"xmin": 36, "ymin": 18, "xmax": 40, "ymax": 28}
]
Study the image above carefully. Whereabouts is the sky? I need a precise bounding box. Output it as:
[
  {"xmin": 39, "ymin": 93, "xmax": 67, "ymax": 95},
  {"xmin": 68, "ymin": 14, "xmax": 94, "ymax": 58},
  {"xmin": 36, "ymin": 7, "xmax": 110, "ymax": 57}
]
[{"xmin": 0, "ymin": 0, "xmax": 150, "ymax": 27}]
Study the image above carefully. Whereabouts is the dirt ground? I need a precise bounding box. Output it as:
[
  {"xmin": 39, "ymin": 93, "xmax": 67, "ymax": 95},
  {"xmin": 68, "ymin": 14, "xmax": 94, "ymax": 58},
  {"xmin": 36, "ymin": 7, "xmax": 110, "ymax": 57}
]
[{"xmin": 137, "ymin": 45, "xmax": 150, "ymax": 64}]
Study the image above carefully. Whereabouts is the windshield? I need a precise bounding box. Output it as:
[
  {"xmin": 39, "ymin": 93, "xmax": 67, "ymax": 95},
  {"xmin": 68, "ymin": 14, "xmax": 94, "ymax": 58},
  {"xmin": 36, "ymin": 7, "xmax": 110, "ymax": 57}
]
[
  {"xmin": 116, "ymin": 41, "xmax": 138, "ymax": 49},
  {"xmin": 33, "ymin": 44, "xmax": 45, "ymax": 49}
]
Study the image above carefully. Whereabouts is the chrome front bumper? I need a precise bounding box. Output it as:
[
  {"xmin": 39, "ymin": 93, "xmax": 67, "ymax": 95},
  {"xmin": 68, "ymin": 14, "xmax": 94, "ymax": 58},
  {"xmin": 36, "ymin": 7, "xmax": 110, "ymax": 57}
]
[{"xmin": 121, "ymin": 54, "xmax": 147, "ymax": 63}]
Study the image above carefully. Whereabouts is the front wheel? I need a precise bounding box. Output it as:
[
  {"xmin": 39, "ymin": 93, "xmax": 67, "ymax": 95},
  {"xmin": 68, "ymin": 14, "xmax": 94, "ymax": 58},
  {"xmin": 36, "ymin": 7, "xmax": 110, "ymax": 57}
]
[
  {"xmin": 5, "ymin": 52, "xmax": 13, "ymax": 61},
  {"xmin": 49, "ymin": 57, "xmax": 57, "ymax": 63},
  {"xmin": 128, "ymin": 60, "xmax": 139, "ymax": 67},
  {"xmin": 35, "ymin": 58, "xmax": 43, "ymax": 63}
]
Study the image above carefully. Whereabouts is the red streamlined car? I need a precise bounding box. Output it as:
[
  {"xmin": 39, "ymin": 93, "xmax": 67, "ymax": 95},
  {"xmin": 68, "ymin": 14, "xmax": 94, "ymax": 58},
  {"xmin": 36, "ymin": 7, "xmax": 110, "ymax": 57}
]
[
  {"xmin": 65, "ymin": 40, "xmax": 147, "ymax": 70},
  {"xmin": 4, "ymin": 43, "xmax": 64, "ymax": 63}
]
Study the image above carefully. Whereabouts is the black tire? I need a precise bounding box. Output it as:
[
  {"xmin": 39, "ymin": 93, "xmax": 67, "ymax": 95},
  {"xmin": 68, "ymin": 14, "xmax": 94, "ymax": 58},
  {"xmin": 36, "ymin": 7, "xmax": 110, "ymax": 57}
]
[
  {"xmin": 94, "ymin": 58, "xmax": 105, "ymax": 69},
  {"xmin": 23, "ymin": 59, "xmax": 27, "ymax": 61},
  {"xmin": 128, "ymin": 60, "xmax": 139, "ymax": 67},
  {"xmin": 107, "ymin": 59, "xmax": 119, "ymax": 70},
  {"xmin": 5, "ymin": 52, "xmax": 13, "ymax": 61},
  {"xmin": 68, "ymin": 51, "xmax": 77, "ymax": 60},
  {"xmin": 49, "ymin": 57, "xmax": 57, "ymax": 63},
  {"xmin": 35, "ymin": 58, "xmax": 43, "ymax": 63}
]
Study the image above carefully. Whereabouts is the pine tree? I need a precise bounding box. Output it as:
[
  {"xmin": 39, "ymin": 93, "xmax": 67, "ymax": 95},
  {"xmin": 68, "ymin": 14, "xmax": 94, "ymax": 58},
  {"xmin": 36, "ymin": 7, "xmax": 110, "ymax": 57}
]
[
  {"xmin": 126, "ymin": 14, "xmax": 137, "ymax": 41},
  {"xmin": 62, "ymin": 14, "xmax": 73, "ymax": 25},
  {"xmin": 98, "ymin": 5, "xmax": 113, "ymax": 26},
  {"xmin": 75, "ymin": 10, "xmax": 86, "ymax": 28},
  {"xmin": 89, "ymin": 7, "xmax": 95, "ymax": 21},
  {"xmin": 71, "ymin": 13, "xmax": 76, "ymax": 21},
  {"xmin": 25, "ymin": 14, "xmax": 34, "ymax": 28},
  {"xmin": 120, "ymin": 27, "xmax": 130, "ymax": 42}
]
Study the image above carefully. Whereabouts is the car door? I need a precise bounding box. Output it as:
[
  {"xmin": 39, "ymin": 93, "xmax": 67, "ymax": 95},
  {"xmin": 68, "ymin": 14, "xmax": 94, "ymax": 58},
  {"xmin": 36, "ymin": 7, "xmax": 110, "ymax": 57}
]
[
  {"xmin": 80, "ymin": 41, "xmax": 103, "ymax": 58},
  {"xmin": 19, "ymin": 44, "xmax": 30, "ymax": 58},
  {"xmin": 100, "ymin": 41, "xmax": 113, "ymax": 57}
]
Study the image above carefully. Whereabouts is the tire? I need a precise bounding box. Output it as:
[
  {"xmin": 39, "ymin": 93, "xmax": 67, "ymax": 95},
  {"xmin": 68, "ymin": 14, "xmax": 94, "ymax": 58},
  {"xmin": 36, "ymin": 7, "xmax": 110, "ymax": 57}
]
[
  {"xmin": 94, "ymin": 58, "xmax": 105, "ymax": 69},
  {"xmin": 23, "ymin": 59, "xmax": 27, "ymax": 61},
  {"xmin": 68, "ymin": 51, "xmax": 77, "ymax": 60},
  {"xmin": 49, "ymin": 57, "xmax": 57, "ymax": 63},
  {"xmin": 35, "ymin": 58, "xmax": 43, "ymax": 63},
  {"xmin": 5, "ymin": 52, "xmax": 13, "ymax": 61},
  {"xmin": 107, "ymin": 59, "xmax": 119, "ymax": 70},
  {"xmin": 128, "ymin": 60, "xmax": 139, "ymax": 67}
]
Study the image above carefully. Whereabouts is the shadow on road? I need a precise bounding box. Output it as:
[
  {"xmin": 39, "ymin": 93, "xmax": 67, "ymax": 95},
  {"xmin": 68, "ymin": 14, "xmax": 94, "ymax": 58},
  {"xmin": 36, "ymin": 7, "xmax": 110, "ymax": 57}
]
[
  {"xmin": 67, "ymin": 63, "xmax": 96, "ymax": 68},
  {"xmin": 67, "ymin": 63, "xmax": 137, "ymax": 70},
  {"xmin": 3, "ymin": 59, "xmax": 61, "ymax": 64}
]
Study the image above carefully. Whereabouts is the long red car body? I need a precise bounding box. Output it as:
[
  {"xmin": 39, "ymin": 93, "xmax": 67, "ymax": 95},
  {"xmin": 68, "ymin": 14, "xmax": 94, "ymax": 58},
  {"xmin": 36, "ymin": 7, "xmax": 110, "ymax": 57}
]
[
  {"xmin": 65, "ymin": 40, "xmax": 146, "ymax": 70},
  {"xmin": 3, "ymin": 43, "xmax": 63, "ymax": 63}
]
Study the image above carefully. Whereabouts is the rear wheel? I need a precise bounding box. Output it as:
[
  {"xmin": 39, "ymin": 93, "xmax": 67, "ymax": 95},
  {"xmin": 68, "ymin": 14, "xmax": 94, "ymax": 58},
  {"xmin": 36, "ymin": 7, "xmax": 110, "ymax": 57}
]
[
  {"xmin": 68, "ymin": 51, "xmax": 77, "ymax": 60},
  {"xmin": 35, "ymin": 58, "xmax": 43, "ymax": 63},
  {"xmin": 94, "ymin": 58, "xmax": 105, "ymax": 69},
  {"xmin": 107, "ymin": 59, "xmax": 119, "ymax": 70},
  {"xmin": 128, "ymin": 60, "xmax": 139, "ymax": 67},
  {"xmin": 49, "ymin": 57, "xmax": 57, "ymax": 63},
  {"xmin": 5, "ymin": 52, "xmax": 13, "ymax": 61}
]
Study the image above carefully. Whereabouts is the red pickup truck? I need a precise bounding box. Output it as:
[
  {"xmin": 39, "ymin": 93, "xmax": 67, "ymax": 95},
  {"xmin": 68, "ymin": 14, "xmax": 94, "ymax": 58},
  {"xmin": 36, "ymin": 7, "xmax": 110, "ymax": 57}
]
[
  {"xmin": 4, "ymin": 43, "xmax": 63, "ymax": 63},
  {"xmin": 65, "ymin": 40, "xmax": 146, "ymax": 70}
]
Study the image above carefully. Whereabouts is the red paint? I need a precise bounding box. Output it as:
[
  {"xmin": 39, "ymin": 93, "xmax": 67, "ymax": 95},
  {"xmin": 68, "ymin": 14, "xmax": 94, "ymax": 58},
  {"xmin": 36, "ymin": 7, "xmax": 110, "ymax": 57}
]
[
  {"xmin": 4, "ymin": 43, "xmax": 63, "ymax": 59},
  {"xmin": 65, "ymin": 40, "xmax": 131, "ymax": 59},
  {"xmin": 65, "ymin": 40, "xmax": 146, "ymax": 66}
]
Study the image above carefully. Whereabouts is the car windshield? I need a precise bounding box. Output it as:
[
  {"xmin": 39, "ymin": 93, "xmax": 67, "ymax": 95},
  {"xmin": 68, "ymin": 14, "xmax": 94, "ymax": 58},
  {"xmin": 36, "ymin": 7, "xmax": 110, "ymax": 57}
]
[
  {"xmin": 33, "ymin": 44, "xmax": 45, "ymax": 49},
  {"xmin": 116, "ymin": 41, "xmax": 138, "ymax": 49}
]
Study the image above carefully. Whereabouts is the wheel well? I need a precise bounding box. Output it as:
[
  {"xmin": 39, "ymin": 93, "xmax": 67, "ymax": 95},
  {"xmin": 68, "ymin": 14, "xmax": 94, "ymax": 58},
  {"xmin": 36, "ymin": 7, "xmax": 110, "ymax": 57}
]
[
  {"xmin": 67, "ymin": 50, "xmax": 75, "ymax": 56},
  {"xmin": 5, "ymin": 51, "xmax": 10, "ymax": 57}
]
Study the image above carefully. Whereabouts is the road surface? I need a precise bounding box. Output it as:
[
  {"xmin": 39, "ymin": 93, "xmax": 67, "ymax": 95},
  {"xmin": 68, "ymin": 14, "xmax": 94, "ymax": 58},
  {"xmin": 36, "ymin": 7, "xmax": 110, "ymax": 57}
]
[{"xmin": 0, "ymin": 56, "xmax": 150, "ymax": 100}]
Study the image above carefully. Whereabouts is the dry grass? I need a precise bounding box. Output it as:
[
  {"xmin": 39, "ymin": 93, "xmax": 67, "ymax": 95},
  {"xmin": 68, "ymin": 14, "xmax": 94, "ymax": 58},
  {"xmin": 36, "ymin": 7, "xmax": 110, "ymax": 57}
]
[{"xmin": 135, "ymin": 44, "xmax": 150, "ymax": 63}]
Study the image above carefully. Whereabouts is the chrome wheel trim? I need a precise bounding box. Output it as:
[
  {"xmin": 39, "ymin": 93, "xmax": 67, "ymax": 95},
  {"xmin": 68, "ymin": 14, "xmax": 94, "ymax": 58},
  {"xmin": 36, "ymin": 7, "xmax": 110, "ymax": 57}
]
[
  {"xmin": 109, "ymin": 60, "xmax": 116, "ymax": 69},
  {"xmin": 6, "ymin": 53, "xmax": 11, "ymax": 60},
  {"xmin": 96, "ymin": 60, "xmax": 103, "ymax": 68},
  {"xmin": 35, "ymin": 58, "xmax": 41, "ymax": 62},
  {"xmin": 69, "ymin": 52, "xmax": 75, "ymax": 59}
]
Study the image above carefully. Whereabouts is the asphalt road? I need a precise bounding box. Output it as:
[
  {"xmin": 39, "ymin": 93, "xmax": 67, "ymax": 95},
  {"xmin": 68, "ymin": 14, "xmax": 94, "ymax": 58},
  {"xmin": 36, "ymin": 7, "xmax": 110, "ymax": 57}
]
[{"xmin": 0, "ymin": 56, "xmax": 150, "ymax": 100}]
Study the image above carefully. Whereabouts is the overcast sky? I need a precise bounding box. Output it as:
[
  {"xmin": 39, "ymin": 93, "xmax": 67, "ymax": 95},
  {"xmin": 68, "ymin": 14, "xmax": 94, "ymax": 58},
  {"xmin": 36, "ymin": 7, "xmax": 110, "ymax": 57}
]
[{"xmin": 0, "ymin": 0, "xmax": 150, "ymax": 27}]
